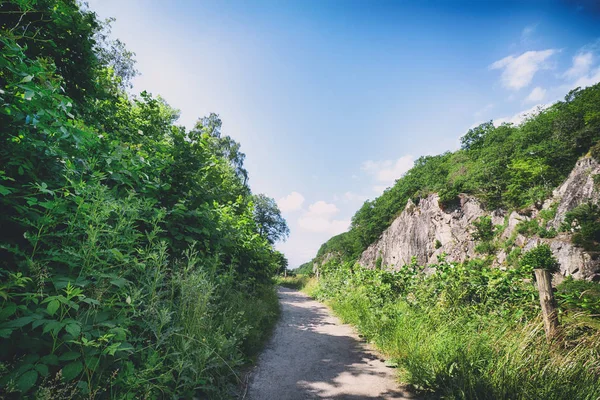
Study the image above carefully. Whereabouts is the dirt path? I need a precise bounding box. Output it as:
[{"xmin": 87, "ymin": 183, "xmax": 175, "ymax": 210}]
[{"xmin": 245, "ymin": 287, "xmax": 415, "ymax": 400}]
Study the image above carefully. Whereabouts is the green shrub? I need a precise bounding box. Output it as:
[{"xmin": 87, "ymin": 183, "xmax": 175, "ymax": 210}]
[
  {"xmin": 556, "ymin": 277, "xmax": 600, "ymax": 315},
  {"xmin": 506, "ymin": 247, "xmax": 522, "ymax": 267},
  {"xmin": 475, "ymin": 241, "xmax": 497, "ymax": 255},
  {"xmin": 562, "ymin": 202, "xmax": 600, "ymax": 251},
  {"xmin": 472, "ymin": 216, "xmax": 496, "ymax": 242},
  {"xmin": 590, "ymin": 141, "xmax": 600, "ymax": 163},
  {"xmin": 519, "ymin": 244, "xmax": 559, "ymax": 273}
]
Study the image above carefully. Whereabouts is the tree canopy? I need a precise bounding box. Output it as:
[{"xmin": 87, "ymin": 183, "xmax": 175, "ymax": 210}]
[{"xmin": 253, "ymin": 194, "xmax": 290, "ymax": 244}]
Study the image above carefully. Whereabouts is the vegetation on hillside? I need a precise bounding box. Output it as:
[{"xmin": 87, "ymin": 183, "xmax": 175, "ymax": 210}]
[
  {"xmin": 302, "ymin": 83, "xmax": 600, "ymax": 398},
  {"xmin": 314, "ymin": 84, "xmax": 600, "ymax": 261},
  {"xmin": 0, "ymin": 1, "xmax": 286, "ymax": 397}
]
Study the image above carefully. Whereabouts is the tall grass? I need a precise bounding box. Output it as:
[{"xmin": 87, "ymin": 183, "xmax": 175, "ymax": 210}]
[
  {"xmin": 276, "ymin": 275, "xmax": 318, "ymax": 293},
  {"xmin": 313, "ymin": 260, "xmax": 600, "ymax": 399}
]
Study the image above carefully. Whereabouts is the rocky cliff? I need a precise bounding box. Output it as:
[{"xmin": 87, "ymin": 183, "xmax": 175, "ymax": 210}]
[{"xmin": 359, "ymin": 157, "xmax": 600, "ymax": 282}]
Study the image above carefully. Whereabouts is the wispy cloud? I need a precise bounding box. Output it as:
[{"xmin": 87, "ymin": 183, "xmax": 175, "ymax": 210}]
[
  {"xmin": 494, "ymin": 103, "xmax": 549, "ymax": 126},
  {"xmin": 490, "ymin": 49, "xmax": 557, "ymax": 90},
  {"xmin": 474, "ymin": 103, "xmax": 494, "ymax": 117},
  {"xmin": 277, "ymin": 191, "xmax": 305, "ymax": 212},
  {"xmin": 342, "ymin": 191, "xmax": 368, "ymax": 204},
  {"xmin": 564, "ymin": 52, "xmax": 594, "ymax": 80},
  {"xmin": 361, "ymin": 155, "xmax": 414, "ymax": 185},
  {"xmin": 524, "ymin": 86, "xmax": 547, "ymax": 103},
  {"xmin": 521, "ymin": 24, "xmax": 538, "ymax": 41}
]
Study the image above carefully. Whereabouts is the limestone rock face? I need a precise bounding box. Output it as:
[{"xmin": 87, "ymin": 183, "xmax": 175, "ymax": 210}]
[
  {"xmin": 549, "ymin": 156, "xmax": 600, "ymax": 228},
  {"xmin": 358, "ymin": 157, "xmax": 600, "ymax": 281},
  {"xmin": 359, "ymin": 195, "xmax": 480, "ymax": 268}
]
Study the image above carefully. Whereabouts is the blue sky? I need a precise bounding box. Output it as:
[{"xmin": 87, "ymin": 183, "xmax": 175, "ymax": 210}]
[{"xmin": 88, "ymin": 0, "xmax": 600, "ymax": 268}]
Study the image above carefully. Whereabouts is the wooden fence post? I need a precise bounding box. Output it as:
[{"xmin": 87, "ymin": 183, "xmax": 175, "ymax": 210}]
[{"xmin": 534, "ymin": 268, "xmax": 560, "ymax": 342}]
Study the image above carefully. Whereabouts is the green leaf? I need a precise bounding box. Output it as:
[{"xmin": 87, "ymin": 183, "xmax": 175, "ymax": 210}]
[
  {"xmin": 47, "ymin": 299, "xmax": 60, "ymax": 316},
  {"xmin": 35, "ymin": 363, "xmax": 49, "ymax": 376},
  {"xmin": 5, "ymin": 316, "xmax": 35, "ymax": 328},
  {"xmin": 0, "ymin": 303, "xmax": 17, "ymax": 320},
  {"xmin": 20, "ymin": 75, "xmax": 33, "ymax": 83},
  {"xmin": 85, "ymin": 357, "xmax": 100, "ymax": 371},
  {"xmin": 61, "ymin": 361, "xmax": 83, "ymax": 381},
  {"xmin": 23, "ymin": 354, "xmax": 39, "ymax": 364},
  {"xmin": 16, "ymin": 370, "xmax": 38, "ymax": 392},
  {"xmin": 24, "ymin": 90, "xmax": 34, "ymax": 100},
  {"xmin": 0, "ymin": 328, "xmax": 12, "ymax": 338},
  {"xmin": 0, "ymin": 184, "xmax": 12, "ymax": 196},
  {"xmin": 65, "ymin": 323, "xmax": 80, "ymax": 337},
  {"xmin": 110, "ymin": 277, "xmax": 127, "ymax": 288},
  {"xmin": 58, "ymin": 351, "xmax": 80, "ymax": 361},
  {"xmin": 40, "ymin": 354, "xmax": 59, "ymax": 365},
  {"xmin": 42, "ymin": 320, "xmax": 64, "ymax": 335}
]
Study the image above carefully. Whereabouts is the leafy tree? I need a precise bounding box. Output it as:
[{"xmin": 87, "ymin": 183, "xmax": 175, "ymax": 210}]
[
  {"xmin": 253, "ymin": 194, "xmax": 290, "ymax": 244},
  {"xmin": 460, "ymin": 121, "xmax": 494, "ymax": 150}
]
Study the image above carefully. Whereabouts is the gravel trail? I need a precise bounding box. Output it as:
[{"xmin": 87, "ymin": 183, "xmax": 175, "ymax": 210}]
[{"xmin": 245, "ymin": 287, "xmax": 415, "ymax": 400}]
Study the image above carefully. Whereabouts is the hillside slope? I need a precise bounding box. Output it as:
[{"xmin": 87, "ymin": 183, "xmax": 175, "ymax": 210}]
[
  {"xmin": 359, "ymin": 156, "xmax": 600, "ymax": 281},
  {"xmin": 306, "ymin": 83, "xmax": 600, "ymax": 280}
]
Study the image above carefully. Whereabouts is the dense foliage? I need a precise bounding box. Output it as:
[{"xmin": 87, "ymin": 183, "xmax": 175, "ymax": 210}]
[
  {"xmin": 302, "ymin": 258, "xmax": 600, "ymax": 399},
  {"xmin": 562, "ymin": 202, "xmax": 600, "ymax": 250},
  {"xmin": 0, "ymin": 1, "xmax": 285, "ymax": 397},
  {"xmin": 315, "ymin": 84, "xmax": 600, "ymax": 260}
]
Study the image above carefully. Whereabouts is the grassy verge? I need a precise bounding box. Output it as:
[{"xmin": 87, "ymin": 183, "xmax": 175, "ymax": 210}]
[
  {"xmin": 311, "ymin": 260, "xmax": 600, "ymax": 399},
  {"xmin": 276, "ymin": 275, "xmax": 319, "ymax": 294}
]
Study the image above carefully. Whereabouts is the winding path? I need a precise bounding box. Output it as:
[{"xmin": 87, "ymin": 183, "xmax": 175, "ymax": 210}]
[{"xmin": 245, "ymin": 287, "xmax": 415, "ymax": 399}]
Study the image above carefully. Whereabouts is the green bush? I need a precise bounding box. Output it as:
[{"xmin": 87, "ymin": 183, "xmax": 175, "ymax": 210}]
[
  {"xmin": 562, "ymin": 202, "xmax": 600, "ymax": 251},
  {"xmin": 556, "ymin": 277, "xmax": 600, "ymax": 315},
  {"xmin": 473, "ymin": 217, "xmax": 496, "ymax": 242},
  {"xmin": 519, "ymin": 244, "xmax": 559, "ymax": 273},
  {"xmin": 590, "ymin": 141, "xmax": 600, "ymax": 163}
]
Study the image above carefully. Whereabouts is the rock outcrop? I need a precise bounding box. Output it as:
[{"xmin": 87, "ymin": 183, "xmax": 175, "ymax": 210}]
[{"xmin": 359, "ymin": 157, "xmax": 600, "ymax": 281}]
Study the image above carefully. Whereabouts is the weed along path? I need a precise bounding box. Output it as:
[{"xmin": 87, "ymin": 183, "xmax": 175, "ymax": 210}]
[{"xmin": 245, "ymin": 287, "xmax": 415, "ymax": 399}]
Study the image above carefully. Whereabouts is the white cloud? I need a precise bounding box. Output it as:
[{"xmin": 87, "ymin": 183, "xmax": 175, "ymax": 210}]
[
  {"xmin": 297, "ymin": 200, "xmax": 349, "ymax": 234},
  {"xmin": 494, "ymin": 103, "xmax": 549, "ymax": 126},
  {"xmin": 571, "ymin": 68, "xmax": 600, "ymax": 89},
  {"xmin": 306, "ymin": 200, "xmax": 339, "ymax": 216},
  {"xmin": 524, "ymin": 86, "xmax": 546, "ymax": 103},
  {"xmin": 277, "ymin": 191, "xmax": 305, "ymax": 212},
  {"xmin": 521, "ymin": 24, "xmax": 537, "ymax": 40},
  {"xmin": 361, "ymin": 155, "xmax": 414, "ymax": 184},
  {"xmin": 372, "ymin": 185, "xmax": 389, "ymax": 194},
  {"xmin": 297, "ymin": 216, "xmax": 350, "ymax": 234},
  {"xmin": 564, "ymin": 52, "xmax": 593, "ymax": 80},
  {"xmin": 489, "ymin": 49, "xmax": 557, "ymax": 90},
  {"xmin": 343, "ymin": 191, "xmax": 368, "ymax": 203}
]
